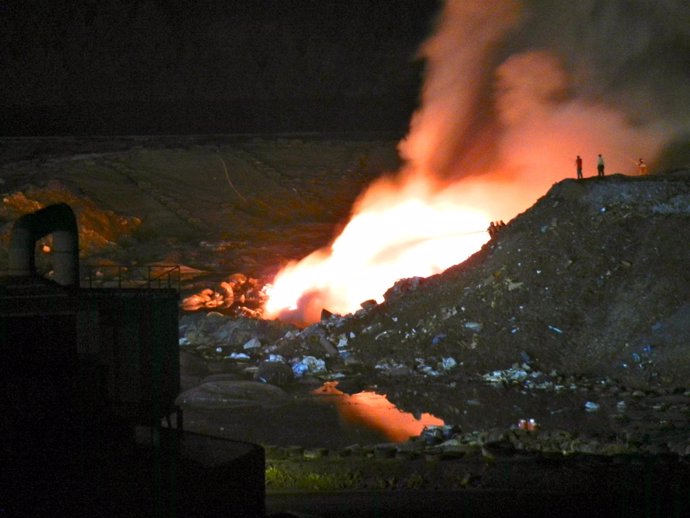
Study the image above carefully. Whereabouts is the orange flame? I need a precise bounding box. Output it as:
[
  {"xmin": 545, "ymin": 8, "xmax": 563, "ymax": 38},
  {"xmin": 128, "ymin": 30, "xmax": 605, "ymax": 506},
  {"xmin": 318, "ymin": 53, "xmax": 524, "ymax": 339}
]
[
  {"xmin": 263, "ymin": 0, "xmax": 667, "ymax": 325},
  {"xmin": 264, "ymin": 170, "xmax": 494, "ymax": 323}
]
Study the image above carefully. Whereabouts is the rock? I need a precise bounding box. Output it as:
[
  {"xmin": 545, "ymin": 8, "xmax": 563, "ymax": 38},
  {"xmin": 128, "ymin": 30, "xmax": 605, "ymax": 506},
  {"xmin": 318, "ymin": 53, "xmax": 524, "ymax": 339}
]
[
  {"xmin": 318, "ymin": 335, "xmax": 338, "ymax": 356},
  {"xmin": 303, "ymin": 448, "xmax": 328, "ymax": 460},
  {"xmin": 180, "ymin": 374, "xmax": 202, "ymax": 391},
  {"xmin": 200, "ymin": 373, "xmax": 239, "ymax": 383},
  {"xmin": 175, "ymin": 380, "xmax": 291, "ymax": 410},
  {"xmin": 254, "ymin": 360, "xmax": 294, "ymax": 387},
  {"xmin": 243, "ymin": 337, "xmax": 262, "ymax": 350},
  {"xmin": 360, "ymin": 299, "xmax": 377, "ymax": 310},
  {"xmin": 179, "ymin": 350, "xmax": 209, "ymax": 377}
]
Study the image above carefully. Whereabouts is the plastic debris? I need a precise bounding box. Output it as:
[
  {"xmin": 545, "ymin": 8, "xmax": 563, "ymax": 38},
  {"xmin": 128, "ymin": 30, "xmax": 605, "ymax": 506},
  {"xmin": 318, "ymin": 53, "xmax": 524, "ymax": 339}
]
[
  {"xmin": 178, "ymin": 337, "xmax": 190, "ymax": 346},
  {"xmin": 584, "ymin": 401, "xmax": 600, "ymax": 412},
  {"xmin": 432, "ymin": 333, "xmax": 447, "ymax": 345},
  {"xmin": 464, "ymin": 322, "xmax": 483, "ymax": 332},
  {"xmin": 292, "ymin": 362, "xmax": 309, "ymax": 378},
  {"xmin": 548, "ymin": 325, "xmax": 563, "ymax": 334},
  {"xmin": 291, "ymin": 356, "xmax": 327, "ymax": 378},
  {"xmin": 421, "ymin": 426, "xmax": 444, "ymax": 445},
  {"xmin": 302, "ymin": 356, "xmax": 326, "ymax": 373},
  {"xmin": 441, "ymin": 357, "xmax": 457, "ymax": 370},
  {"xmin": 243, "ymin": 337, "xmax": 262, "ymax": 350},
  {"xmin": 226, "ymin": 352, "xmax": 250, "ymax": 360}
]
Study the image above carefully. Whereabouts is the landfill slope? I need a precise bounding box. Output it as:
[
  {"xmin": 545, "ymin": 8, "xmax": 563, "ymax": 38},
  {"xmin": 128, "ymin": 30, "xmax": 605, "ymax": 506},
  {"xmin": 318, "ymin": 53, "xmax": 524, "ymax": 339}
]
[{"xmin": 341, "ymin": 171, "xmax": 690, "ymax": 388}]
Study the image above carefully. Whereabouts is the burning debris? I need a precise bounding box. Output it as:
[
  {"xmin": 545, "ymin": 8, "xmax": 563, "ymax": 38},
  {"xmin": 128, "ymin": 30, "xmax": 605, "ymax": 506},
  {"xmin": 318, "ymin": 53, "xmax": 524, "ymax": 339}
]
[{"xmin": 182, "ymin": 273, "xmax": 267, "ymax": 317}]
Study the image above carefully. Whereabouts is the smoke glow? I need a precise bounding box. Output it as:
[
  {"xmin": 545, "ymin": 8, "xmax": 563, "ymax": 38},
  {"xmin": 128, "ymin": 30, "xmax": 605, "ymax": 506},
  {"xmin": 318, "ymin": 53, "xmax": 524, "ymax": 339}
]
[{"xmin": 264, "ymin": 0, "xmax": 689, "ymax": 324}]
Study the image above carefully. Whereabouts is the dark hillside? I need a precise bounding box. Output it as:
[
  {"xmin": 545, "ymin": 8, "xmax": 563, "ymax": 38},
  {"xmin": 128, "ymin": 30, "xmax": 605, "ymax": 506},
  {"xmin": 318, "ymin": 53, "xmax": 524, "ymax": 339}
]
[{"xmin": 344, "ymin": 172, "xmax": 690, "ymax": 388}]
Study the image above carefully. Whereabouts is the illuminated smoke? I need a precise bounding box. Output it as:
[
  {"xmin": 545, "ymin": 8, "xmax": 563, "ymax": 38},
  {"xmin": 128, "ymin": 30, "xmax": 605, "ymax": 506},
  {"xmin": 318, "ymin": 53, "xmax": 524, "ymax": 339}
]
[
  {"xmin": 265, "ymin": 0, "xmax": 690, "ymax": 323},
  {"xmin": 403, "ymin": 0, "xmax": 689, "ymax": 184}
]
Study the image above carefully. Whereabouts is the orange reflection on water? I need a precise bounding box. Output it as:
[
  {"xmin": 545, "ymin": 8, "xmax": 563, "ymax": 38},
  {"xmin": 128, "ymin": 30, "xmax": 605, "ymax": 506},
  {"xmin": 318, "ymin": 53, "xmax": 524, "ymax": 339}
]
[{"xmin": 312, "ymin": 381, "xmax": 444, "ymax": 442}]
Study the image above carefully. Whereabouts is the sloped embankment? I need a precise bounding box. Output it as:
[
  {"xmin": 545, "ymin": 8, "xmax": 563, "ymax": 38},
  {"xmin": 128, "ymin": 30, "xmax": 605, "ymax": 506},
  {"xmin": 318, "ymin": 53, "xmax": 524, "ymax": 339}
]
[{"xmin": 344, "ymin": 171, "xmax": 690, "ymax": 388}]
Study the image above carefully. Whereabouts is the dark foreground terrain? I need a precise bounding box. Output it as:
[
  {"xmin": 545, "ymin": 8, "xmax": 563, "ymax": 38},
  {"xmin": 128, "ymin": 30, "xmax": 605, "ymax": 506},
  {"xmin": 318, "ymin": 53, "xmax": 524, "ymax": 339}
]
[{"xmin": 1, "ymin": 136, "xmax": 689, "ymax": 517}]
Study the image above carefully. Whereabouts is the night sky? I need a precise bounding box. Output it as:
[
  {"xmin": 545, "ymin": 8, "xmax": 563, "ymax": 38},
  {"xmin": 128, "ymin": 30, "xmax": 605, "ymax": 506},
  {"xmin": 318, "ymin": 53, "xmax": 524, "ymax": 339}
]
[{"xmin": 0, "ymin": 0, "xmax": 441, "ymax": 135}]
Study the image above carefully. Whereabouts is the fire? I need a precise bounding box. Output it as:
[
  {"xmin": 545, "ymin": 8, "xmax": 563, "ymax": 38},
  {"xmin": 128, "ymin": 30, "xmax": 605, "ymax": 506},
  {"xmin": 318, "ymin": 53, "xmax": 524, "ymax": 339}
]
[
  {"xmin": 264, "ymin": 170, "xmax": 492, "ymax": 323},
  {"xmin": 261, "ymin": 0, "xmax": 668, "ymax": 325}
]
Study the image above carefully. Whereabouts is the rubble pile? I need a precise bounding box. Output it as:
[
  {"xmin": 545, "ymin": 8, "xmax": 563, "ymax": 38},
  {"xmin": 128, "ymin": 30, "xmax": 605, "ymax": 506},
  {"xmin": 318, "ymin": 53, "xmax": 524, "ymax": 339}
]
[
  {"xmin": 177, "ymin": 171, "xmax": 690, "ymax": 453},
  {"xmin": 321, "ymin": 172, "xmax": 690, "ymax": 387}
]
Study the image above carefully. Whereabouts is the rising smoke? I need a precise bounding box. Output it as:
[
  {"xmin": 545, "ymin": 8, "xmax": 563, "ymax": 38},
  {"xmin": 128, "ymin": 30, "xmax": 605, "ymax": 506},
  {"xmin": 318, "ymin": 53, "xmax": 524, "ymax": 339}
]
[
  {"xmin": 399, "ymin": 0, "xmax": 690, "ymax": 188},
  {"xmin": 265, "ymin": 0, "xmax": 690, "ymax": 323}
]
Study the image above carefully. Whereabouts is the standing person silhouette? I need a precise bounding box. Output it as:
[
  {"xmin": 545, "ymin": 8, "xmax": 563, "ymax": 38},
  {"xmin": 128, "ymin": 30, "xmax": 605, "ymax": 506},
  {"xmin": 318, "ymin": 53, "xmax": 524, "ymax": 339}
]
[
  {"xmin": 575, "ymin": 155, "xmax": 583, "ymax": 179},
  {"xmin": 597, "ymin": 154, "xmax": 605, "ymax": 177}
]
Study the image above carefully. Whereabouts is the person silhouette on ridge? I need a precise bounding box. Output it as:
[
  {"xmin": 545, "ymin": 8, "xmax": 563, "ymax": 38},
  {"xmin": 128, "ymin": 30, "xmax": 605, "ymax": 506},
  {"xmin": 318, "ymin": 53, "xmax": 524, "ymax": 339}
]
[{"xmin": 597, "ymin": 154, "xmax": 605, "ymax": 177}]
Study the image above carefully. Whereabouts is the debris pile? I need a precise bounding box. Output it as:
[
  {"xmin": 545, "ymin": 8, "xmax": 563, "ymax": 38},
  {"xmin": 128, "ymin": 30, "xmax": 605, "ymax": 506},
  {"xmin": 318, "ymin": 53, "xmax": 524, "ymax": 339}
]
[{"xmin": 177, "ymin": 171, "xmax": 690, "ymax": 456}]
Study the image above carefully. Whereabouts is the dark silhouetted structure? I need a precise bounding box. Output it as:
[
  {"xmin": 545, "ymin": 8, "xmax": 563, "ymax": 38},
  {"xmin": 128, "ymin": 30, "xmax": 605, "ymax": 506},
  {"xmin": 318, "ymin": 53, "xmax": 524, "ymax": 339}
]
[{"xmin": 1, "ymin": 204, "xmax": 264, "ymax": 517}]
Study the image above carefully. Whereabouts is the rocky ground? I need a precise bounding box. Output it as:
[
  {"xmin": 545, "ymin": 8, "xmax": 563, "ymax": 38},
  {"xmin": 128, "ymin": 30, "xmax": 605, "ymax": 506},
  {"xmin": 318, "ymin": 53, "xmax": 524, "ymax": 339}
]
[{"xmin": 1, "ymin": 137, "xmax": 689, "ymax": 509}]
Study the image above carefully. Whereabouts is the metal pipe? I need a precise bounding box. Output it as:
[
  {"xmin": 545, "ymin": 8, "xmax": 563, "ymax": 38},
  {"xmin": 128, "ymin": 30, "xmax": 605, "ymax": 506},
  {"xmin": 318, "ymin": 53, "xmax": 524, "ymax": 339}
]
[{"xmin": 8, "ymin": 203, "xmax": 79, "ymax": 287}]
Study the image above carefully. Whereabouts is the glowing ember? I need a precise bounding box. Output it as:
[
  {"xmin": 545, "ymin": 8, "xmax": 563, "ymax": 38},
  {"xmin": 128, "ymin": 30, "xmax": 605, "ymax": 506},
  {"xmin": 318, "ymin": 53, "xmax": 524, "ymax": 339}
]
[
  {"xmin": 313, "ymin": 381, "xmax": 443, "ymax": 442},
  {"xmin": 264, "ymin": 172, "xmax": 491, "ymax": 323}
]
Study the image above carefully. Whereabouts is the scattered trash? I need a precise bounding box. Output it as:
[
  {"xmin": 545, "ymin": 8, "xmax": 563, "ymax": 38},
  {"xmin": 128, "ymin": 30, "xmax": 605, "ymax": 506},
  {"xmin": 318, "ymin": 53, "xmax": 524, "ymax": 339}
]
[
  {"xmin": 226, "ymin": 352, "xmax": 250, "ymax": 360},
  {"xmin": 547, "ymin": 325, "xmax": 563, "ymax": 334},
  {"xmin": 178, "ymin": 337, "xmax": 190, "ymax": 346},
  {"xmin": 421, "ymin": 426, "xmax": 444, "ymax": 445},
  {"xmin": 418, "ymin": 364, "xmax": 440, "ymax": 377},
  {"xmin": 584, "ymin": 401, "xmax": 600, "ymax": 412},
  {"xmin": 464, "ymin": 322, "xmax": 483, "ymax": 332},
  {"xmin": 291, "ymin": 356, "xmax": 327, "ymax": 378},
  {"xmin": 243, "ymin": 337, "xmax": 262, "ymax": 350},
  {"xmin": 292, "ymin": 362, "xmax": 309, "ymax": 378},
  {"xmin": 432, "ymin": 333, "xmax": 447, "ymax": 345},
  {"xmin": 440, "ymin": 357, "xmax": 457, "ymax": 371}
]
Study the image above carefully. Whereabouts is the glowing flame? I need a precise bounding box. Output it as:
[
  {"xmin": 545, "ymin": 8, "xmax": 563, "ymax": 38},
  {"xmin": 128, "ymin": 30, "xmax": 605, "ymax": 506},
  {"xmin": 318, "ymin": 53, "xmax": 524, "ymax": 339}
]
[
  {"xmin": 264, "ymin": 171, "xmax": 493, "ymax": 323},
  {"xmin": 263, "ymin": 0, "xmax": 675, "ymax": 324}
]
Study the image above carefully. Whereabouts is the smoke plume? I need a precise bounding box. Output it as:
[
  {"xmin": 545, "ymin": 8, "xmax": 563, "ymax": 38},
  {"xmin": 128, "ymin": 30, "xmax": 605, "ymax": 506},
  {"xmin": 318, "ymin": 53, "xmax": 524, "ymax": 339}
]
[
  {"xmin": 400, "ymin": 0, "xmax": 690, "ymax": 193},
  {"xmin": 265, "ymin": 0, "xmax": 690, "ymax": 323}
]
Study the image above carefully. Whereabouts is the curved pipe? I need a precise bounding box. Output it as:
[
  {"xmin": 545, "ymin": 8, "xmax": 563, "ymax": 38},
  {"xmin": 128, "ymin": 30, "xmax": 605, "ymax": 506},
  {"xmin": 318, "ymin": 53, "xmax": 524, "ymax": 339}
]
[{"xmin": 8, "ymin": 203, "xmax": 79, "ymax": 287}]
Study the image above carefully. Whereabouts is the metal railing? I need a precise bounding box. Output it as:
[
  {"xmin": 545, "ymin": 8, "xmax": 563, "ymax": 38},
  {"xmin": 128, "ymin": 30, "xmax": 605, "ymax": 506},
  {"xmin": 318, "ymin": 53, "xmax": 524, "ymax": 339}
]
[{"xmin": 82, "ymin": 264, "xmax": 181, "ymax": 291}]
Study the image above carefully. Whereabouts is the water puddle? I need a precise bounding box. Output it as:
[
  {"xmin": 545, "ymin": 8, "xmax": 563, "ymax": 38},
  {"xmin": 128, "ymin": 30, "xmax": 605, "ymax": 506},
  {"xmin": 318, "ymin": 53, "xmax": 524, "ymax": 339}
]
[{"xmin": 311, "ymin": 381, "xmax": 444, "ymax": 442}]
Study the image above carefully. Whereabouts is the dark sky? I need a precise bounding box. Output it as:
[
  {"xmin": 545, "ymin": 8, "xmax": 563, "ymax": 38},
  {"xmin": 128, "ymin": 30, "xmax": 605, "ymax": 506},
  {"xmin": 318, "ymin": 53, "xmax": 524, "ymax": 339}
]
[{"xmin": 0, "ymin": 0, "xmax": 441, "ymax": 135}]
